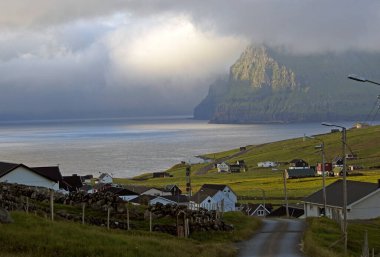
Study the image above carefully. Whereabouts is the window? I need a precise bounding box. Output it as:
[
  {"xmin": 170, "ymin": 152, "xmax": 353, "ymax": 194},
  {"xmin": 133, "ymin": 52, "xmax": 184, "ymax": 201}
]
[{"xmin": 257, "ymin": 210, "xmax": 265, "ymax": 216}]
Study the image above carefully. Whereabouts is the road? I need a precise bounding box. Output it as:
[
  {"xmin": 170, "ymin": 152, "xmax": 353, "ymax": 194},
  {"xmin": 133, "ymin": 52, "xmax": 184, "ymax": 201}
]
[{"xmin": 238, "ymin": 218, "xmax": 306, "ymax": 257}]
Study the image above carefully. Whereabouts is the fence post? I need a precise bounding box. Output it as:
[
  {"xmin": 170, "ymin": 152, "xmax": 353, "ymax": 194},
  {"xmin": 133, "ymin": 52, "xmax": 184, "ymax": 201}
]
[
  {"xmin": 127, "ymin": 205, "xmax": 130, "ymax": 230},
  {"xmin": 82, "ymin": 203, "xmax": 85, "ymax": 225},
  {"xmin": 49, "ymin": 189, "xmax": 54, "ymax": 221},
  {"xmin": 107, "ymin": 207, "xmax": 111, "ymax": 230},
  {"xmin": 26, "ymin": 197, "xmax": 29, "ymax": 214},
  {"xmin": 149, "ymin": 211, "xmax": 152, "ymax": 232}
]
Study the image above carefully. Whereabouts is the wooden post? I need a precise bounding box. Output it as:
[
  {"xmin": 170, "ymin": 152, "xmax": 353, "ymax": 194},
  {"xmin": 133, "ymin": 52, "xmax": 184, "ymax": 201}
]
[
  {"xmin": 283, "ymin": 170, "xmax": 289, "ymax": 218},
  {"xmin": 149, "ymin": 211, "xmax": 152, "ymax": 232},
  {"xmin": 26, "ymin": 197, "xmax": 29, "ymax": 214},
  {"xmin": 127, "ymin": 206, "xmax": 130, "ymax": 230},
  {"xmin": 107, "ymin": 207, "xmax": 111, "ymax": 230},
  {"xmin": 49, "ymin": 189, "xmax": 54, "ymax": 221},
  {"xmin": 82, "ymin": 203, "xmax": 85, "ymax": 225}
]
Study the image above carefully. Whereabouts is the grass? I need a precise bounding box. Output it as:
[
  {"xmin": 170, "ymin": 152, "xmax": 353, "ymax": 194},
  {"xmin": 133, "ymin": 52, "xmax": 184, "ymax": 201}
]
[
  {"xmin": 0, "ymin": 211, "xmax": 260, "ymax": 257},
  {"xmin": 304, "ymin": 217, "xmax": 380, "ymax": 257},
  {"xmin": 115, "ymin": 125, "xmax": 380, "ymax": 204}
]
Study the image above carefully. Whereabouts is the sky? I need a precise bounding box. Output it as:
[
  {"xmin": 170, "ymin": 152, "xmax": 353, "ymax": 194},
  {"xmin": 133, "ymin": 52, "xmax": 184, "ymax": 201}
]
[{"xmin": 1, "ymin": 0, "xmax": 380, "ymax": 120}]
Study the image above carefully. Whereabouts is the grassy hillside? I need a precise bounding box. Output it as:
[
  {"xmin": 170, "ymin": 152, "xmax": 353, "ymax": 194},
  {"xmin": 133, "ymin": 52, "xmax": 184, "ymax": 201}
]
[
  {"xmin": 116, "ymin": 125, "xmax": 380, "ymax": 203},
  {"xmin": 304, "ymin": 217, "xmax": 380, "ymax": 257},
  {"xmin": 0, "ymin": 211, "xmax": 260, "ymax": 257}
]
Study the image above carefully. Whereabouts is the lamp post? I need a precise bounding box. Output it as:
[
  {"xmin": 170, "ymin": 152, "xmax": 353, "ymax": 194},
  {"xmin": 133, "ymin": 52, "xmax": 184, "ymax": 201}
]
[
  {"xmin": 348, "ymin": 74, "xmax": 380, "ymax": 86},
  {"xmin": 305, "ymin": 136, "xmax": 327, "ymax": 216},
  {"xmin": 322, "ymin": 122, "xmax": 347, "ymax": 255}
]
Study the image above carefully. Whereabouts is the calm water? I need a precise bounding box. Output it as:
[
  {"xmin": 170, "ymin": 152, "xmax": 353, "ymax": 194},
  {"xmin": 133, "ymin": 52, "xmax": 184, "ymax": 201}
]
[{"xmin": 0, "ymin": 117, "xmax": 361, "ymax": 178}]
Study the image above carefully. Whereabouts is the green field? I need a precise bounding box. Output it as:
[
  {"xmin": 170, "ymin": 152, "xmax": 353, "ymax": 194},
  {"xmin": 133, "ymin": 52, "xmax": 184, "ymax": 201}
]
[
  {"xmin": 0, "ymin": 211, "xmax": 260, "ymax": 257},
  {"xmin": 115, "ymin": 125, "xmax": 380, "ymax": 204}
]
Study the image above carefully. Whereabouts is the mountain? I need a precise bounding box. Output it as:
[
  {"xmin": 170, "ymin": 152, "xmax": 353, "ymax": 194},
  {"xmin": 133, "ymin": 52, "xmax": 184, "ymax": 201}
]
[{"xmin": 194, "ymin": 45, "xmax": 380, "ymax": 123}]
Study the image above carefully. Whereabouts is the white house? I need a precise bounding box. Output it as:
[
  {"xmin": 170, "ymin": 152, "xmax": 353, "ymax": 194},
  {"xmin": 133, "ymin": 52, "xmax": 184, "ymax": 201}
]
[
  {"xmin": 190, "ymin": 184, "xmax": 237, "ymax": 212},
  {"xmin": 99, "ymin": 173, "xmax": 113, "ymax": 184},
  {"xmin": 304, "ymin": 180, "xmax": 380, "ymax": 220},
  {"xmin": 217, "ymin": 162, "xmax": 230, "ymax": 173},
  {"xmin": 241, "ymin": 203, "xmax": 273, "ymax": 217},
  {"xmin": 257, "ymin": 161, "xmax": 277, "ymax": 168},
  {"xmin": 0, "ymin": 162, "xmax": 60, "ymax": 190}
]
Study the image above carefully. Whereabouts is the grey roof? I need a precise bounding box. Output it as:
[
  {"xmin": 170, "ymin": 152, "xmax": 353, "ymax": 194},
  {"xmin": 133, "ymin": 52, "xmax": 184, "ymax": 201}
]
[
  {"xmin": 304, "ymin": 180, "xmax": 380, "ymax": 207},
  {"xmin": 124, "ymin": 185, "xmax": 152, "ymax": 194},
  {"xmin": 160, "ymin": 195, "xmax": 189, "ymax": 203},
  {"xmin": 287, "ymin": 168, "xmax": 315, "ymax": 178}
]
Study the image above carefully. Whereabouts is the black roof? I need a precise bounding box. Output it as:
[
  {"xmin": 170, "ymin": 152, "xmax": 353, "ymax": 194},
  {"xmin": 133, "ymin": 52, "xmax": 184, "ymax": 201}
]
[
  {"xmin": 0, "ymin": 162, "xmax": 19, "ymax": 176},
  {"xmin": 103, "ymin": 186, "xmax": 137, "ymax": 196},
  {"xmin": 159, "ymin": 195, "xmax": 189, "ymax": 203},
  {"xmin": 62, "ymin": 175, "xmax": 83, "ymax": 190},
  {"xmin": 304, "ymin": 180, "xmax": 379, "ymax": 207},
  {"xmin": 124, "ymin": 185, "xmax": 152, "ymax": 194},
  {"xmin": 33, "ymin": 166, "xmax": 63, "ymax": 182}
]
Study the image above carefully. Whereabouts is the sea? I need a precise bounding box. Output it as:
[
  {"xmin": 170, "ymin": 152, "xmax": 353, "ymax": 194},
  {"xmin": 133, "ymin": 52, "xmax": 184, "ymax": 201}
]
[{"xmin": 0, "ymin": 116, "xmax": 368, "ymax": 178}]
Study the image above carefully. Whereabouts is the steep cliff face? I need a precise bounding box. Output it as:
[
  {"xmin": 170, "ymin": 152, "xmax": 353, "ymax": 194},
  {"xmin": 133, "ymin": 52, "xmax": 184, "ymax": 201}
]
[
  {"xmin": 194, "ymin": 45, "xmax": 380, "ymax": 123},
  {"xmin": 230, "ymin": 46, "xmax": 298, "ymax": 91}
]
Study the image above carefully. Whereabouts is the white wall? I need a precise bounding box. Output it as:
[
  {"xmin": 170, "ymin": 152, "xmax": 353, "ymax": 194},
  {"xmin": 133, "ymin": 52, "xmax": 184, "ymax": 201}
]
[
  {"xmin": 212, "ymin": 186, "xmax": 237, "ymax": 212},
  {"xmin": 349, "ymin": 190, "xmax": 380, "ymax": 220},
  {"xmin": 0, "ymin": 166, "xmax": 59, "ymax": 190}
]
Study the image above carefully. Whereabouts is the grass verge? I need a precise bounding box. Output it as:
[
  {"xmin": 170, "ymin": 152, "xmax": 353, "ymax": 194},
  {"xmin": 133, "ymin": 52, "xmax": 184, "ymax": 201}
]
[
  {"xmin": 304, "ymin": 217, "xmax": 380, "ymax": 257},
  {"xmin": 0, "ymin": 211, "xmax": 260, "ymax": 257}
]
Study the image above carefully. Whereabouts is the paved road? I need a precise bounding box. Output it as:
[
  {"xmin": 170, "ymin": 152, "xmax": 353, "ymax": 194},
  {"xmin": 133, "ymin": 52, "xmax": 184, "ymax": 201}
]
[{"xmin": 238, "ymin": 219, "xmax": 306, "ymax": 257}]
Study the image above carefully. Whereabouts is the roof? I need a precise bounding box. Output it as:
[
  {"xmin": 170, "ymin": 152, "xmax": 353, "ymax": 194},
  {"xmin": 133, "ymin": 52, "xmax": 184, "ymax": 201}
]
[
  {"xmin": 33, "ymin": 166, "xmax": 63, "ymax": 182},
  {"xmin": 129, "ymin": 195, "xmax": 156, "ymax": 204},
  {"xmin": 99, "ymin": 173, "xmax": 111, "ymax": 179},
  {"xmin": 124, "ymin": 185, "xmax": 153, "ymax": 194},
  {"xmin": 201, "ymin": 184, "xmax": 228, "ymax": 191},
  {"xmin": 190, "ymin": 184, "xmax": 228, "ymax": 204},
  {"xmin": 0, "ymin": 162, "xmax": 19, "ymax": 176},
  {"xmin": 290, "ymin": 159, "xmax": 307, "ymax": 163},
  {"xmin": 163, "ymin": 184, "xmax": 180, "ymax": 192},
  {"xmin": 159, "ymin": 195, "xmax": 189, "ymax": 203},
  {"xmin": 304, "ymin": 180, "xmax": 380, "ymax": 207},
  {"xmin": 103, "ymin": 186, "xmax": 137, "ymax": 196},
  {"xmin": 62, "ymin": 175, "xmax": 83, "ymax": 190},
  {"xmin": 287, "ymin": 168, "xmax": 315, "ymax": 178}
]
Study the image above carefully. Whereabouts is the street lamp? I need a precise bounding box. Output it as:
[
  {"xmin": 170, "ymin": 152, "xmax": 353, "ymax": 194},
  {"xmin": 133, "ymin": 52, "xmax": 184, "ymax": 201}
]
[
  {"xmin": 321, "ymin": 122, "xmax": 347, "ymax": 255},
  {"xmin": 348, "ymin": 74, "xmax": 380, "ymax": 86},
  {"xmin": 305, "ymin": 136, "xmax": 327, "ymax": 217}
]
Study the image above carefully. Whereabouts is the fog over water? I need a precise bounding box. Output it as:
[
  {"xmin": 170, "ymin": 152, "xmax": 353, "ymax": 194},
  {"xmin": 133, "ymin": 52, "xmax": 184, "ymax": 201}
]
[{"xmin": 0, "ymin": 117, "xmax": 364, "ymax": 178}]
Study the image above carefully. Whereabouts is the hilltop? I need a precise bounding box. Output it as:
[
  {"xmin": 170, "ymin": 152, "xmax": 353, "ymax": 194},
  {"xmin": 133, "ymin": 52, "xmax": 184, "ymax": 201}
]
[{"xmin": 194, "ymin": 45, "xmax": 380, "ymax": 123}]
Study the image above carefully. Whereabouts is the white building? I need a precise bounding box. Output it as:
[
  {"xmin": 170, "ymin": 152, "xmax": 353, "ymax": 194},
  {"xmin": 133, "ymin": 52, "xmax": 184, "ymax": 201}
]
[
  {"xmin": 257, "ymin": 161, "xmax": 277, "ymax": 168},
  {"xmin": 190, "ymin": 184, "xmax": 237, "ymax": 212},
  {"xmin": 0, "ymin": 162, "xmax": 60, "ymax": 190},
  {"xmin": 304, "ymin": 180, "xmax": 380, "ymax": 220},
  {"xmin": 217, "ymin": 162, "xmax": 230, "ymax": 173},
  {"xmin": 99, "ymin": 173, "xmax": 113, "ymax": 184}
]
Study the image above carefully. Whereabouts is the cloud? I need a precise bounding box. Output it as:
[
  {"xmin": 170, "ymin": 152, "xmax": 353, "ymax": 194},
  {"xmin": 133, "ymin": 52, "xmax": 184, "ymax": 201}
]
[{"xmin": 1, "ymin": 1, "xmax": 380, "ymax": 119}]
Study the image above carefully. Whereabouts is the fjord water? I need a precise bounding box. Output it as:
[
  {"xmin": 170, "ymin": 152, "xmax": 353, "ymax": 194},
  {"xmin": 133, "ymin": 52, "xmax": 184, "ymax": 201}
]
[{"xmin": 0, "ymin": 117, "xmax": 358, "ymax": 177}]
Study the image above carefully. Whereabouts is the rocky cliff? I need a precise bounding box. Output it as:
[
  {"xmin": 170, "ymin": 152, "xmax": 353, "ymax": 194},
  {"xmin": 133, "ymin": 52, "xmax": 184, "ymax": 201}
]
[{"xmin": 194, "ymin": 45, "xmax": 380, "ymax": 123}]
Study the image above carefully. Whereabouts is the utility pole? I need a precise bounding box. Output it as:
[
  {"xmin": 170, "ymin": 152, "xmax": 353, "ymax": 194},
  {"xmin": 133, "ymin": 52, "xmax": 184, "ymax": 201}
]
[
  {"xmin": 322, "ymin": 123, "xmax": 348, "ymax": 255},
  {"xmin": 342, "ymin": 127, "xmax": 348, "ymax": 256},
  {"xmin": 283, "ymin": 170, "xmax": 289, "ymax": 218}
]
